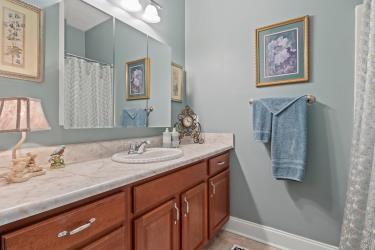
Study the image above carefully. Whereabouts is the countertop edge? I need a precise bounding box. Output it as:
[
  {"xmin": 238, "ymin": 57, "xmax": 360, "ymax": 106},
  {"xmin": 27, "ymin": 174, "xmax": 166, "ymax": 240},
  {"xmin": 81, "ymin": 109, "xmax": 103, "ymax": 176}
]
[{"xmin": 0, "ymin": 144, "xmax": 233, "ymax": 227}]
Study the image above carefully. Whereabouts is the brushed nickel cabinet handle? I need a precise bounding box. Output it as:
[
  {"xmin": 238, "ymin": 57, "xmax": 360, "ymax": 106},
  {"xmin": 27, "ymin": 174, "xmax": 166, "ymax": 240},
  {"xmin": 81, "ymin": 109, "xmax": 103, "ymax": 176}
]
[
  {"xmin": 184, "ymin": 197, "xmax": 190, "ymax": 215},
  {"xmin": 57, "ymin": 218, "xmax": 96, "ymax": 238},
  {"xmin": 210, "ymin": 181, "xmax": 216, "ymax": 195},
  {"xmin": 174, "ymin": 202, "xmax": 180, "ymax": 224},
  {"xmin": 217, "ymin": 161, "xmax": 226, "ymax": 166}
]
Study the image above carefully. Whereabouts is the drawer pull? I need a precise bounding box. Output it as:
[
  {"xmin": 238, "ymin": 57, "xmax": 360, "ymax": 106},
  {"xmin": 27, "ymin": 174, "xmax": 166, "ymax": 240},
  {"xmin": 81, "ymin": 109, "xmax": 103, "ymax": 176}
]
[
  {"xmin": 174, "ymin": 203, "xmax": 180, "ymax": 224},
  {"xmin": 57, "ymin": 218, "xmax": 96, "ymax": 238},
  {"xmin": 217, "ymin": 161, "xmax": 226, "ymax": 166},
  {"xmin": 210, "ymin": 181, "xmax": 216, "ymax": 195}
]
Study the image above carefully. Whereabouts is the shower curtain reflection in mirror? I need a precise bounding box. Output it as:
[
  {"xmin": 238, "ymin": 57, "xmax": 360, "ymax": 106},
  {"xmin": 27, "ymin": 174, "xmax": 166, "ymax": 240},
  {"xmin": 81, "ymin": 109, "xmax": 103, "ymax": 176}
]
[{"xmin": 64, "ymin": 55, "xmax": 114, "ymax": 129}]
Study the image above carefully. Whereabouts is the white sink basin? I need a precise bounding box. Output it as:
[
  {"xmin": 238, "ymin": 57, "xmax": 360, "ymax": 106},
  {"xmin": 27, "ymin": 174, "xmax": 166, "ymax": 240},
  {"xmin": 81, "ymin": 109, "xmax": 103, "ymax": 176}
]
[{"xmin": 112, "ymin": 148, "xmax": 184, "ymax": 164}]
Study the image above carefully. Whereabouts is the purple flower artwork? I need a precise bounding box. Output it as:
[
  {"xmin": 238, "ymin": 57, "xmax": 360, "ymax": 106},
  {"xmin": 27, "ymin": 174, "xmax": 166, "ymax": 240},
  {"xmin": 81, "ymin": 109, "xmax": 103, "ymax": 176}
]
[
  {"xmin": 126, "ymin": 58, "xmax": 149, "ymax": 100},
  {"xmin": 129, "ymin": 65, "xmax": 145, "ymax": 95},
  {"xmin": 264, "ymin": 28, "xmax": 298, "ymax": 78}
]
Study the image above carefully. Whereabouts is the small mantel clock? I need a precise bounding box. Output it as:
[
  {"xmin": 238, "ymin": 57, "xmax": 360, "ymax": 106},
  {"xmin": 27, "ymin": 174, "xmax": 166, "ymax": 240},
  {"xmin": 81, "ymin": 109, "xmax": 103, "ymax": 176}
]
[{"xmin": 174, "ymin": 106, "xmax": 204, "ymax": 144}]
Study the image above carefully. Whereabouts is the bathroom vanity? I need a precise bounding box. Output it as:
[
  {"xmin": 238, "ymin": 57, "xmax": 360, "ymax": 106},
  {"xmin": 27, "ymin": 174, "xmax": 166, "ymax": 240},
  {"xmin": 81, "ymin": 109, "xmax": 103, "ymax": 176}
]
[{"xmin": 0, "ymin": 134, "xmax": 233, "ymax": 249}]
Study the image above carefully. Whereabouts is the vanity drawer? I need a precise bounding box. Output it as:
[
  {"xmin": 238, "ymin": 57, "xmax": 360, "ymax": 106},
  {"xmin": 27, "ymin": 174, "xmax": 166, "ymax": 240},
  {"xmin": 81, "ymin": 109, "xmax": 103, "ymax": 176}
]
[
  {"xmin": 209, "ymin": 152, "xmax": 229, "ymax": 176},
  {"xmin": 133, "ymin": 161, "xmax": 207, "ymax": 214},
  {"xmin": 2, "ymin": 193, "xmax": 125, "ymax": 250}
]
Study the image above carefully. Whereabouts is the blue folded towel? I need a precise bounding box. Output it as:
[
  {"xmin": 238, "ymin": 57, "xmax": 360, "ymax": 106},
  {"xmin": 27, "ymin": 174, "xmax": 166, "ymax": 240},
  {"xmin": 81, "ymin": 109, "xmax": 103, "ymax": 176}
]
[
  {"xmin": 122, "ymin": 108, "xmax": 147, "ymax": 128},
  {"xmin": 252, "ymin": 96, "xmax": 308, "ymax": 182}
]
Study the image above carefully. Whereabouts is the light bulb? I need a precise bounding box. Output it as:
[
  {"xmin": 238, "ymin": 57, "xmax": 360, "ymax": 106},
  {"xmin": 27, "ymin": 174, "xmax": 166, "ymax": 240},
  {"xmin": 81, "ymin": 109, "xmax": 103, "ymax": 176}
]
[
  {"xmin": 142, "ymin": 4, "xmax": 161, "ymax": 23},
  {"xmin": 120, "ymin": 0, "xmax": 142, "ymax": 12}
]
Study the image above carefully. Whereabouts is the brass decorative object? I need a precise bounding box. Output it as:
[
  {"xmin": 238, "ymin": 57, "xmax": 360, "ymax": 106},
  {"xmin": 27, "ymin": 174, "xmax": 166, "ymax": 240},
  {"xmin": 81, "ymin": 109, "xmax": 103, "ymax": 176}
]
[
  {"xmin": 174, "ymin": 106, "xmax": 204, "ymax": 144},
  {"xmin": 49, "ymin": 145, "xmax": 66, "ymax": 169}
]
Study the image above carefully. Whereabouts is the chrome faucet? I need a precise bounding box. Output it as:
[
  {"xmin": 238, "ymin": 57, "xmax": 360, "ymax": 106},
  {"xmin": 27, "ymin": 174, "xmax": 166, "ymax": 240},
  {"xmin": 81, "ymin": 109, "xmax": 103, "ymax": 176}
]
[{"xmin": 128, "ymin": 140, "xmax": 151, "ymax": 154}]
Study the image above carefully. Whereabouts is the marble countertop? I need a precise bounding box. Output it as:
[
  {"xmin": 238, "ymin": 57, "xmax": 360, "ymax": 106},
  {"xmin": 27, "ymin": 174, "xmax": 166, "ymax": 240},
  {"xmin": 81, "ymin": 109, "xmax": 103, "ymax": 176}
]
[{"xmin": 0, "ymin": 134, "xmax": 233, "ymax": 227}]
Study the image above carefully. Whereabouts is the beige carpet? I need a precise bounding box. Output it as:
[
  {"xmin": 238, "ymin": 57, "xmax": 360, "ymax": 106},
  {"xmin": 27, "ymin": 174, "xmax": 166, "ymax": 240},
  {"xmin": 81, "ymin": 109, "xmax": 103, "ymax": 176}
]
[{"xmin": 204, "ymin": 231, "xmax": 279, "ymax": 250}]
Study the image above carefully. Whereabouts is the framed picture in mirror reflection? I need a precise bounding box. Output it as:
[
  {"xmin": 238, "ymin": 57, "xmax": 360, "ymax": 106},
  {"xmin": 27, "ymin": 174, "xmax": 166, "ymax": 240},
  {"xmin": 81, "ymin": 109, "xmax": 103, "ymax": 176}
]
[
  {"xmin": 126, "ymin": 58, "xmax": 150, "ymax": 100},
  {"xmin": 171, "ymin": 63, "xmax": 184, "ymax": 102}
]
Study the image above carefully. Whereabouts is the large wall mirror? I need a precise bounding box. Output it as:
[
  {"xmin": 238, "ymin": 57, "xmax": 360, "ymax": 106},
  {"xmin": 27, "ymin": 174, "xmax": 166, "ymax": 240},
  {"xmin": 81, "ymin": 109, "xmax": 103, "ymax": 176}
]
[{"xmin": 60, "ymin": 0, "xmax": 172, "ymax": 129}]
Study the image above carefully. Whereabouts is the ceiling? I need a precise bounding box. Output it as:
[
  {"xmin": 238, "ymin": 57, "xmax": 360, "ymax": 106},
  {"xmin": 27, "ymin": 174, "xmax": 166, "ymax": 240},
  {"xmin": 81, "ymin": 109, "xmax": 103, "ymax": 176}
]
[{"xmin": 64, "ymin": 0, "xmax": 111, "ymax": 31}]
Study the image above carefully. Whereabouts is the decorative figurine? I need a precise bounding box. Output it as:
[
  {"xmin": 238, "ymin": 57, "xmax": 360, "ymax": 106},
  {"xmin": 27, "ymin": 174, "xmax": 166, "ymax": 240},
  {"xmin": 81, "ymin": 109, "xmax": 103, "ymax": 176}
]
[
  {"xmin": 174, "ymin": 106, "xmax": 204, "ymax": 144},
  {"xmin": 49, "ymin": 145, "xmax": 66, "ymax": 169}
]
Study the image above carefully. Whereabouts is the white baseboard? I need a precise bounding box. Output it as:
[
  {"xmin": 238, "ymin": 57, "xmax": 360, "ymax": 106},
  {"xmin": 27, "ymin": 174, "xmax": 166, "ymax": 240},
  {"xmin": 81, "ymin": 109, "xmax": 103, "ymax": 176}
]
[{"xmin": 223, "ymin": 216, "xmax": 338, "ymax": 250}]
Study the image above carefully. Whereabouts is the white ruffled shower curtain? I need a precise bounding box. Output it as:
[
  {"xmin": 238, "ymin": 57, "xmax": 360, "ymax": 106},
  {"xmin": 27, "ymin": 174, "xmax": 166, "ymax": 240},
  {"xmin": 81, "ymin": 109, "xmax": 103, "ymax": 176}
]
[
  {"xmin": 339, "ymin": 0, "xmax": 375, "ymax": 249},
  {"xmin": 64, "ymin": 56, "xmax": 114, "ymax": 129}
]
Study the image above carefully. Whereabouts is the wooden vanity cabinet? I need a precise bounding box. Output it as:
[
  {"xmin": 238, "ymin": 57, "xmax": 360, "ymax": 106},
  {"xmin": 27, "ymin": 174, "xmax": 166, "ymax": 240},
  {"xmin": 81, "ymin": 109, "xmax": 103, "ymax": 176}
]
[
  {"xmin": 181, "ymin": 182, "xmax": 207, "ymax": 250},
  {"xmin": 0, "ymin": 151, "xmax": 230, "ymax": 250},
  {"xmin": 134, "ymin": 199, "xmax": 179, "ymax": 250},
  {"xmin": 208, "ymin": 170, "xmax": 230, "ymax": 238}
]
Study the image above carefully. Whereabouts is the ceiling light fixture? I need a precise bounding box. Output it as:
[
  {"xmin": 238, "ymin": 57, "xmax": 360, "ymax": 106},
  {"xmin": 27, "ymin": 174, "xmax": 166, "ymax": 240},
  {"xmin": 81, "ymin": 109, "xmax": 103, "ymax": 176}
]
[
  {"xmin": 120, "ymin": 0, "xmax": 143, "ymax": 12},
  {"xmin": 142, "ymin": 0, "xmax": 161, "ymax": 24}
]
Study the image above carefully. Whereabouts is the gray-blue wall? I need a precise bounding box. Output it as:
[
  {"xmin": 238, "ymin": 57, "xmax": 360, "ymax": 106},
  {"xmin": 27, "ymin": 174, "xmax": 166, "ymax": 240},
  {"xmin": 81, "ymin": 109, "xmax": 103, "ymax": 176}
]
[
  {"xmin": 65, "ymin": 24, "xmax": 85, "ymax": 57},
  {"xmin": 85, "ymin": 19, "xmax": 114, "ymax": 65},
  {"xmin": 186, "ymin": 0, "xmax": 361, "ymax": 246},
  {"xmin": 0, "ymin": 0, "xmax": 185, "ymax": 150}
]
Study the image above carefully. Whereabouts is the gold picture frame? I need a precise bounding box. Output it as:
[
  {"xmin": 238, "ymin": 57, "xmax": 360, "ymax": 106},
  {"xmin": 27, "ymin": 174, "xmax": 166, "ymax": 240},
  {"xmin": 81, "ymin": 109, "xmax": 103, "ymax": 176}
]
[
  {"xmin": 256, "ymin": 16, "xmax": 309, "ymax": 87},
  {"xmin": 125, "ymin": 58, "xmax": 150, "ymax": 100},
  {"xmin": 171, "ymin": 63, "xmax": 184, "ymax": 102},
  {"xmin": 0, "ymin": 0, "xmax": 44, "ymax": 82}
]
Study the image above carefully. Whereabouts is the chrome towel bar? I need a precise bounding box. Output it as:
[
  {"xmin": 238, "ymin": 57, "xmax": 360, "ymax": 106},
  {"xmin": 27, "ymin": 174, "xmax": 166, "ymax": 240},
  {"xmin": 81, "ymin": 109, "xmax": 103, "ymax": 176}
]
[{"xmin": 249, "ymin": 95, "xmax": 316, "ymax": 105}]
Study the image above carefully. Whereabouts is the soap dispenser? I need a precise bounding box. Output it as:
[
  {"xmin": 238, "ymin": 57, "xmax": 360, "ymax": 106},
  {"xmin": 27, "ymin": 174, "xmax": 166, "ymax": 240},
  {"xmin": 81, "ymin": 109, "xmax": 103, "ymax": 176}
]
[
  {"xmin": 163, "ymin": 128, "xmax": 171, "ymax": 148},
  {"xmin": 171, "ymin": 127, "xmax": 180, "ymax": 148}
]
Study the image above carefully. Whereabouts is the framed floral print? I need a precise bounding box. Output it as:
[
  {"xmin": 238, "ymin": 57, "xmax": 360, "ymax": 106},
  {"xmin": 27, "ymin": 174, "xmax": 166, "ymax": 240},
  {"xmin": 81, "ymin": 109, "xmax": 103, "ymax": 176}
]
[
  {"xmin": 256, "ymin": 16, "xmax": 309, "ymax": 87},
  {"xmin": 0, "ymin": 0, "xmax": 44, "ymax": 82},
  {"xmin": 126, "ymin": 58, "xmax": 150, "ymax": 100},
  {"xmin": 171, "ymin": 63, "xmax": 184, "ymax": 102}
]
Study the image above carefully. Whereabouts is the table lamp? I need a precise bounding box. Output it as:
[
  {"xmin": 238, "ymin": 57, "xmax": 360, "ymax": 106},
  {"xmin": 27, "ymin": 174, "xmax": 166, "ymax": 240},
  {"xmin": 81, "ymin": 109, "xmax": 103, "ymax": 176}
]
[{"xmin": 0, "ymin": 97, "xmax": 50, "ymax": 183}]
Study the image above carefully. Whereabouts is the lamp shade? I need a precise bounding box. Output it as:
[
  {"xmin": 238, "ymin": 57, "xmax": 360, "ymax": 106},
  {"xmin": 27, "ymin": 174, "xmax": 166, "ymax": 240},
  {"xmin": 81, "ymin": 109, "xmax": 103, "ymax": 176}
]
[
  {"xmin": 142, "ymin": 4, "xmax": 161, "ymax": 23},
  {"xmin": 0, "ymin": 97, "xmax": 50, "ymax": 132}
]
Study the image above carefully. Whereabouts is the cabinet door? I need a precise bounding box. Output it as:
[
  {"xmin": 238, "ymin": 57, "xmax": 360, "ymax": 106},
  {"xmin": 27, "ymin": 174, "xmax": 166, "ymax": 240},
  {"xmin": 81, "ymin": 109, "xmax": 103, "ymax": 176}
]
[
  {"xmin": 208, "ymin": 170, "xmax": 229, "ymax": 238},
  {"xmin": 82, "ymin": 226, "xmax": 126, "ymax": 250},
  {"xmin": 134, "ymin": 199, "xmax": 179, "ymax": 250},
  {"xmin": 181, "ymin": 182, "xmax": 207, "ymax": 250}
]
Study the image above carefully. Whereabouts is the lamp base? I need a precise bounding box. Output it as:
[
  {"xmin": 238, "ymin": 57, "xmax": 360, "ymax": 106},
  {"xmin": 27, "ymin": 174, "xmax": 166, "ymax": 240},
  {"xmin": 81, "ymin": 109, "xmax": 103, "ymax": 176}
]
[
  {"xmin": 12, "ymin": 131, "xmax": 27, "ymax": 160},
  {"xmin": 7, "ymin": 170, "xmax": 46, "ymax": 183},
  {"xmin": 7, "ymin": 173, "xmax": 32, "ymax": 183},
  {"xmin": 7, "ymin": 151, "xmax": 46, "ymax": 184}
]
